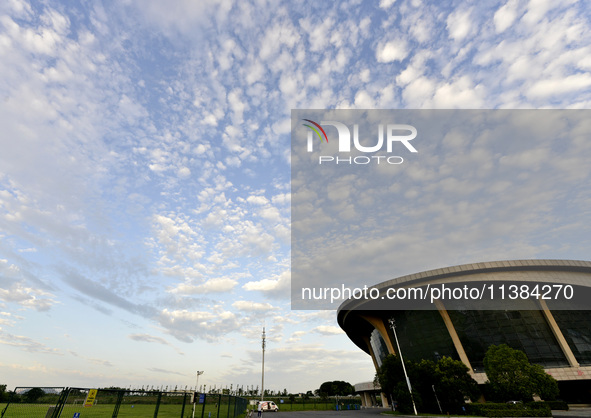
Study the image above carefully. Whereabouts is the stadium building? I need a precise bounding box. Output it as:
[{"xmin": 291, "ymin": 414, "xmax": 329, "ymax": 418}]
[{"xmin": 337, "ymin": 260, "xmax": 591, "ymax": 404}]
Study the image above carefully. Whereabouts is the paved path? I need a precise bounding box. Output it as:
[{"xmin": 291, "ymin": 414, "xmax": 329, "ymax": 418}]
[
  {"xmin": 272, "ymin": 408, "xmax": 389, "ymax": 418},
  {"xmin": 273, "ymin": 408, "xmax": 478, "ymax": 418},
  {"xmin": 551, "ymin": 408, "xmax": 591, "ymax": 417},
  {"xmin": 272, "ymin": 406, "xmax": 591, "ymax": 418}
]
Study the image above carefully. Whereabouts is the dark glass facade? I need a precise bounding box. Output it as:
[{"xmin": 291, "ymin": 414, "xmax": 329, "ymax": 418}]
[
  {"xmin": 374, "ymin": 303, "xmax": 572, "ymax": 372},
  {"xmin": 547, "ymin": 298, "xmax": 591, "ymax": 365},
  {"xmin": 553, "ymin": 310, "xmax": 591, "ymax": 365},
  {"xmin": 387, "ymin": 310, "xmax": 458, "ymax": 363},
  {"xmin": 370, "ymin": 328, "xmax": 390, "ymax": 367},
  {"xmin": 448, "ymin": 309, "xmax": 568, "ymax": 371}
]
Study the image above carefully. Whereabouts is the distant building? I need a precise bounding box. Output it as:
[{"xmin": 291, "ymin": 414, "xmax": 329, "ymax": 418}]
[
  {"xmin": 353, "ymin": 381, "xmax": 383, "ymax": 408},
  {"xmin": 339, "ymin": 260, "xmax": 591, "ymax": 403}
]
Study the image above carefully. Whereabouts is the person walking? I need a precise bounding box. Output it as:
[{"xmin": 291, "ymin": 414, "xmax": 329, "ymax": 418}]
[{"xmin": 257, "ymin": 402, "xmax": 263, "ymax": 418}]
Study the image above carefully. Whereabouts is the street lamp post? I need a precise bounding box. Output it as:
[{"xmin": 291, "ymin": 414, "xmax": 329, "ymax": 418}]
[
  {"xmin": 192, "ymin": 371, "xmax": 204, "ymax": 418},
  {"xmin": 432, "ymin": 385, "xmax": 442, "ymax": 414},
  {"xmin": 261, "ymin": 327, "xmax": 266, "ymax": 401},
  {"xmin": 388, "ymin": 318, "xmax": 417, "ymax": 416}
]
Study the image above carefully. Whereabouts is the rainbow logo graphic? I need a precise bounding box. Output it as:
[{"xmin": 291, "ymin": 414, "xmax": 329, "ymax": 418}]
[{"xmin": 302, "ymin": 119, "xmax": 329, "ymax": 144}]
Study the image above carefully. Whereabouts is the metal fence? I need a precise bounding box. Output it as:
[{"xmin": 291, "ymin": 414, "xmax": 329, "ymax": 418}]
[{"xmin": 0, "ymin": 387, "xmax": 249, "ymax": 418}]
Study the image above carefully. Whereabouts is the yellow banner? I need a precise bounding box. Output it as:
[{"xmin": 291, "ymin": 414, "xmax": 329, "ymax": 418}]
[{"xmin": 84, "ymin": 389, "xmax": 98, "ymax": 408}]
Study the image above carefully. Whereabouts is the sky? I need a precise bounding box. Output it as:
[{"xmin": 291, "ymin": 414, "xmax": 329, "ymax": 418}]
[
  {"xmin": 290, "ymin": 109, "xmax": 591, "ymax": 309},
  {"xmin": 1, "ymin": 0, "xmax": 591, "ymax": 394}
]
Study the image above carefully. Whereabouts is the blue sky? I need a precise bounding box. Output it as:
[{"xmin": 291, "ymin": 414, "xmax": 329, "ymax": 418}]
[{"xmin": 1, "ymin": 0, "xmax": 591, "ymax": 393}]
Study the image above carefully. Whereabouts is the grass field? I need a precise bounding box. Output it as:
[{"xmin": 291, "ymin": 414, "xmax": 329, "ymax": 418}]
[
  {"xmin": 0, "ymin": 400, "xmax": 351, "ymax": 417},
  {"xmin": 0, "ymin": 402, "xmax": 248, "ymax": 418}
]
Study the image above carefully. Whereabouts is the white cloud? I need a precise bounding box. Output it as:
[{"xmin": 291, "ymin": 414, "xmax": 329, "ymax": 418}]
[
  {"xmin": 242, "ymin": 270, "xmax": 290, "ymax": 297},
  {"xmin": 446, "ymin": 9, "xmax": 472, "ymax": 41},
  {"xmin": 313, "ymin": 326, "xmax": 343, "ymax": 336},
  {"xmin": 247, "ymin": 195, "xmax": 269, "ymax": 205},
  {"xmin": 302, "ymin": 17, "xmax": 334, "ymax": 53},
  {"xmin": 157, "ymin": 308, "xmax": 241, "ymax": 342},
  {"xmin": 178, "ymin": 166, "xmax": 191, "ymax": 178},
  {"xmin": 1, "ymin": 0, "xmax": 591, "ymax": 394},
  {"xmin": 494, "ymin": 0, "xmax": 519, "ymax": 33},
  {"xmin": 354, "ymin": 90, "xmax": 375, "ymax": 108},
  {"xmin": 271, "ymin": 193, "xmax": 290, "ymax": 205},
  {"xmin": 527, "ymin": 74, "xmax": 591, "ymax": 99},
  {"xmin": 170, "ymin": 278, "xmax": 238, "ymax": 294},
  {"xmin": 431, "ymin": 76, "xmax": 485, "ymax": 108},
  {"xmin": 231, "ymin": 301, "xmax": 277, "ymax": 312},
  {"xmin": 129, "ymin": 333, "xmax": 170, "ymax": 345},
  {"xmin": 379, "ymin": 0, "xmax": 397, "ymax": 9},
  {"xmin": 0, "ymin": 311, "xmax": 24, "ymax": 326},
  {"xmin": 0, "ymin": 329, "xmax": 62, "ymax": 354},
  {"xmin": 0, "ymin": 284, "xmax": 57, "ymax": 311},
  {"xmin": 4, "ymin": 0, "xmax": 33, "ymax": 18},
  {"xmin": 522, "ymin": 0, "xmax": 553, "ymax": 26},
  {"xmin": 401, "ymin": 76, "xmax": 436, "ymax": 107},
  {"xmin": 0, "ymin": 259, "xmax": 57, "ymax": 312},
  {"xmin": 376, "ymin": 39, "xmax": 408, "ymax": 63},
  {"xmin": 272, "ymin": 118, "xmax": 291, "ymax": 135}
]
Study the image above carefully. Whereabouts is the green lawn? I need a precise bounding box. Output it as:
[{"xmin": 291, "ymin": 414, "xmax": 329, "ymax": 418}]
[
  {"xmin": 0, "ymin": 400, "xmax": 349, "ymax": 417},
  {"xmin": 0, "ymin": 402, "xmax": 248, "ymax": 418}
]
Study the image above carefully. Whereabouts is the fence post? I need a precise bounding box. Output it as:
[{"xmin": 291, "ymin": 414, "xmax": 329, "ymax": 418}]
[
  {"xmin": 181, "ymin": 392, "xmax": 188, "ymax": 418},
  {"xmin": 201, "ymin": 393, "xmax": 207, "ymax": 418},
  {"xmin": 111, "ymin": 390, "xmax": 125, "ymax": 418},
  {"xmin": 153, "ymin": 391, "xmax": 163, "ymax": 418},
  {"xmin": 52, "ymin": 387, "xmax": 70, "ymax": 418},
  {"xmin": 217, "ymin": 394, "xmax": 222, "ymax": 418}
]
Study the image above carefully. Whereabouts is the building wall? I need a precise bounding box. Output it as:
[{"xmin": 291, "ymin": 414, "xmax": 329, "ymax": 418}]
[{"xmin": 338, "ymin": 260, "xmax": 591, "ymax": 402}]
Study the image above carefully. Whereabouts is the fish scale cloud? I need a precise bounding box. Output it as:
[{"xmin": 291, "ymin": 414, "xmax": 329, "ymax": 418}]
[{"xmin": 0, "ymin": 0, "xmax": 590, "ymax": 391}]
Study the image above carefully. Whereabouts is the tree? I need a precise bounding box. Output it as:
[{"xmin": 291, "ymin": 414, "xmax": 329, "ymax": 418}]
[
  {"xmin": 24, "ymin": 387, "xmax": 45, "ymax": 403},
  {"xmin": 376, "ymin": 354, "xmax": 479, "ymax": 414},
  {"xmin": 433, "ymin": 357, "xmax": 480, "ymax": 413},
  {"xmin": 375, "ymin": 355, "xmax": 401, "ymax": 398},
  {"xmin": 317, "ymin": 381, "xmax": 354, "ymax": 397},
  {"xmin": 376, "ymin": 355, "xmax": 423, "ymax": 414},
  {"xmin": 530, "ymin": 364, "xmax": 559, "ymax": 401},
  {"xmin": 483, "ymin": 344, "xmax": 559, "ymax": 402}
]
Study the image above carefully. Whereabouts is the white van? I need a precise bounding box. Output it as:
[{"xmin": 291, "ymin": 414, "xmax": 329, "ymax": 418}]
[{"xmin": 259, "ymin": 401, "xmax": 279, "ymax": 412}]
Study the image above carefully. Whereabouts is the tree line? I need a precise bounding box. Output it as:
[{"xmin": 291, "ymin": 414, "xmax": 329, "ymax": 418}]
[{"xmin": 375, "ymin": 344, "xmax": 560, "ymax": 415}]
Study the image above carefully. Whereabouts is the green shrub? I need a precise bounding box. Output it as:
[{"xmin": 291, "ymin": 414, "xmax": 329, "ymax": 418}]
[{"xmin": 543, "ymin": 400, "xmax": 568, "ymax": 410}]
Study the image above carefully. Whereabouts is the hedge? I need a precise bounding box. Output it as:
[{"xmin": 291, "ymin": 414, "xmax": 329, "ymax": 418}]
[
  {"xmin": 464, "ymin": 402, "xmax": 551, "ymax": 417},
  {"xmin": 543, "ymin": 400, "xmax": 568, "ymax": 410}
]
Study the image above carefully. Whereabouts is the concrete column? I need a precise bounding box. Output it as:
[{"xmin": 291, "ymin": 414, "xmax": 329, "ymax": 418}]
[
  {"xmin": 434, "ymin": 299, "xmax": 474, "ymax": 373},
  {"xmin": 380, "ymin": 392, "xmax": 389, "ymax": 408},
  {"xmin": 538, "ymin": 298, "xmax": 579, "ymax": 367}
]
